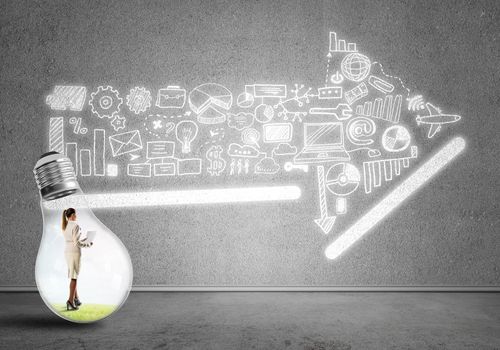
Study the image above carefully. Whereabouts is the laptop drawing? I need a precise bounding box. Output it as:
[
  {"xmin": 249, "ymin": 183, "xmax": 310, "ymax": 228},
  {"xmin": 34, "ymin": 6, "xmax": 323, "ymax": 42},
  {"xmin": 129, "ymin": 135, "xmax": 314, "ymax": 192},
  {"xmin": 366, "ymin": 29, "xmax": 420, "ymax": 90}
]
[{"xmin": 294, "ymin": 122, "xmax": 350, "ymax": 164}]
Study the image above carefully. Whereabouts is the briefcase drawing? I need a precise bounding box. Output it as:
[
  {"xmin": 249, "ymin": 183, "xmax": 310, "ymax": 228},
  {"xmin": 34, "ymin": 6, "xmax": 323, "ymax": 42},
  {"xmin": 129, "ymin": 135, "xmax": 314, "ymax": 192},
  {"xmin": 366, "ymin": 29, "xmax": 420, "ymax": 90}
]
[{"xmin": 156, "ymin": 86, "xmax": 186, "ymax": 109}]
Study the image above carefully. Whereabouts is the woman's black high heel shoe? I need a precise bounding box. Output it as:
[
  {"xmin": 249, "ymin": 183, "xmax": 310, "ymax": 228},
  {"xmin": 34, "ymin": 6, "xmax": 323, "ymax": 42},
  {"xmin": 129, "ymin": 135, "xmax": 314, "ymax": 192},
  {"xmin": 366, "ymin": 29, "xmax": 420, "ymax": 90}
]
[
  {"xmin": 74, "ymin": 297, "xmax": 82, "ymax": 306},
  {"xmin": 66, "ymin": 300, "xmax": 79, "ymax": 311}
]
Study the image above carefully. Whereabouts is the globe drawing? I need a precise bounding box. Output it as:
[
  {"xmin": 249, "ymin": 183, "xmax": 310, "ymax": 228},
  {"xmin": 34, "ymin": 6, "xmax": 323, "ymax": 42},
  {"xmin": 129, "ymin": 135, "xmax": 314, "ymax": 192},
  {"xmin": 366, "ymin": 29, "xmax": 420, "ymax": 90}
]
[{"xmin": 341, "ymin": 53, "xmax": 371, "ymax": 82}]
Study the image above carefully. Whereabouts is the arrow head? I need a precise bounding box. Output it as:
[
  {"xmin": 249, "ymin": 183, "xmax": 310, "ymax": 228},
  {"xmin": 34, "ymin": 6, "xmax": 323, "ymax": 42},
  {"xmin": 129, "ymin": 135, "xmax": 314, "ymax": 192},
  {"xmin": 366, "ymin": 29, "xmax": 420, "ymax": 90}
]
[{"xmin": 314, "ymin": 215, "xmax": 337, "ymax": 235}]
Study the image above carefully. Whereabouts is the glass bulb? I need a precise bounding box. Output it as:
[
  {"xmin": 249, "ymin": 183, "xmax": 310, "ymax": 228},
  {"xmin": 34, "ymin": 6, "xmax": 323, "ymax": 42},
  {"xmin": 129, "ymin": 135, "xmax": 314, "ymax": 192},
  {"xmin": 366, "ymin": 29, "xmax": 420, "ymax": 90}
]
[{"xmin": 33, "ymin": 152, "xmax": 133, "ymax": 323}]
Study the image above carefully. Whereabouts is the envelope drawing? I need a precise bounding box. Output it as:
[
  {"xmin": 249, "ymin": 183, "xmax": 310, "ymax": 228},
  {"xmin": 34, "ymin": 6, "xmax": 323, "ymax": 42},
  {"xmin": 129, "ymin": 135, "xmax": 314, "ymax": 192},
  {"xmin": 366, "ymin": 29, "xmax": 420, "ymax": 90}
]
[
  {"xmin": 156, "ymin": 86, "xmax": 186, "ymax": 109},
  {"xmin": 109, "ymin": 130, "xmax": 143, "ymax": 157}
]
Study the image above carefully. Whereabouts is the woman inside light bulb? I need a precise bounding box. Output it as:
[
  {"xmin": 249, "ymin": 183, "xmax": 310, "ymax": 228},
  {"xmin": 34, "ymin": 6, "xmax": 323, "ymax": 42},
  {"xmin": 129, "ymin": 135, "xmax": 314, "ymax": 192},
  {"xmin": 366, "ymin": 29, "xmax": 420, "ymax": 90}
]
[{"xmin": 62, "ymin": 208, "xmax": 93, "ymax": 311}]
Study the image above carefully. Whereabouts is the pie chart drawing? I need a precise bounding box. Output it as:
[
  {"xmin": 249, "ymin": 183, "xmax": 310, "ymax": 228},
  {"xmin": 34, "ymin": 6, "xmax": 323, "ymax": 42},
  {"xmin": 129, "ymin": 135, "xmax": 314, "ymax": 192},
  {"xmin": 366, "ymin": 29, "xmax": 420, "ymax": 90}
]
[
  {"xmin": 188, "ymin": 83, "xmax": 233, "ymax": 115},
  {"xmin": 382, "ymin": 125, "xmax": 411, "ymax": 152},
  {"xmin": 326, "ymin": 163, "xmax": 361, "ymax": 196}
]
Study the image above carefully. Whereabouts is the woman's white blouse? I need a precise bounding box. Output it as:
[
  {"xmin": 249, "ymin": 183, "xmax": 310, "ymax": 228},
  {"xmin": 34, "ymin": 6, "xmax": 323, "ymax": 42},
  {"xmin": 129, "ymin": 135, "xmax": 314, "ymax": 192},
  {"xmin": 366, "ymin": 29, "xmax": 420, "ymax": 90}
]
[{"xmin": 63, "ymin": 221, "xmax": 91, "ymax": 253}]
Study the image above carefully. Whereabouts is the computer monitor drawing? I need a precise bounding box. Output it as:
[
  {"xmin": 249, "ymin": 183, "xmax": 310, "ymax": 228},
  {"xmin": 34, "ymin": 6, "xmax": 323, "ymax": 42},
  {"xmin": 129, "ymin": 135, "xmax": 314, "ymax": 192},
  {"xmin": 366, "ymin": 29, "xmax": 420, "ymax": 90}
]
[{"xmin": 294, "ymin": 122, "xmax": 350, "ymax": 164}]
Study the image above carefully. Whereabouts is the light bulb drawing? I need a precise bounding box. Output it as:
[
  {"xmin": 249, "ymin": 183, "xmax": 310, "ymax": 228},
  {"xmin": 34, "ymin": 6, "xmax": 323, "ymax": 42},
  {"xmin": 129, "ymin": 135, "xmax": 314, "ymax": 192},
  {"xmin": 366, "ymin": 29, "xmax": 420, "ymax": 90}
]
[
  {"xmin": 33, "ymin": 152, "xmax": 133, "ymax": 323},
  {"xmin": 175, "ymin": 120, "xmax": 198, "ymax": 154}
]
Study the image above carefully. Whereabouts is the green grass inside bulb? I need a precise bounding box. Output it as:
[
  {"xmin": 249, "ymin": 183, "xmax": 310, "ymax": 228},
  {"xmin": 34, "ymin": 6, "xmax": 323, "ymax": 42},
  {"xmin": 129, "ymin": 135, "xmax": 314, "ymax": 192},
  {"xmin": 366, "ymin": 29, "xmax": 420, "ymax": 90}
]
[{"xmin": 52, "ymin": 303, "xmax": 117, "ymax": 322}]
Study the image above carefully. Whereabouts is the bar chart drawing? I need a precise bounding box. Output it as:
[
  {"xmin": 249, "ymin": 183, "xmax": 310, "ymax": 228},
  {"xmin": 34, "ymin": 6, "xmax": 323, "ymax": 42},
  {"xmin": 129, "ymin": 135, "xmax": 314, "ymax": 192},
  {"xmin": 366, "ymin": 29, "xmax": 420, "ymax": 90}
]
[
  {"xmin": 355, "ymin": 94, "xmax": 403, "ymax": 123},
  {"xmin": 49, "ymin": 117, "xmax": 64, "ymax": 154},
  {"xmin": 80, "ymin": 149, "xmax": 92, "ymax": 176},
  {"xmin": 329, "ymin": 32, "xmax": 358, "ymax": 53},
  {"xmin": 65, "ymin": 142, "xmax": 78, "ymax": 176},
  {"xmin": 363, "ymin": 146, "xmax": 418, "ymax": 194},
  {"xmin": 93, "ymin": 129, "xmax": 106, "ymax": 176}
]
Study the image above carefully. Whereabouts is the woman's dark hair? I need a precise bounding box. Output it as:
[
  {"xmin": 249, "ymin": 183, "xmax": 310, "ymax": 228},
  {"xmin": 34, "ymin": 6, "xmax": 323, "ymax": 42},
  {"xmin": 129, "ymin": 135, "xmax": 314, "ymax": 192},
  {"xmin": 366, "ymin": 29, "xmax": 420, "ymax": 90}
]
[{"xmin": 62, "ymin": 208, "xmax": 76, "ymax": 231}]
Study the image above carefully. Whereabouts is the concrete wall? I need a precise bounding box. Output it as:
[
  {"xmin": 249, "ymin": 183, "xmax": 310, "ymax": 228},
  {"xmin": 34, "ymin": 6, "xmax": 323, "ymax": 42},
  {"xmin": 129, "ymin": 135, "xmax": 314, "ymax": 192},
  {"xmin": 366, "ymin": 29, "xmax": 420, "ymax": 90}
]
[{"xmin": 1, "ymin": 0, "xmax": 499, "ymax": 287}]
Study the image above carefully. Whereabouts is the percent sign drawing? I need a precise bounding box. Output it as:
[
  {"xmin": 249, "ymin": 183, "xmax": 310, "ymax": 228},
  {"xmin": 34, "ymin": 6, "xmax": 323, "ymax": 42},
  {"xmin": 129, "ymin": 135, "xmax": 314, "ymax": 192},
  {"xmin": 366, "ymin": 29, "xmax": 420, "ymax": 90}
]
[{"xmin": 69, "ymin": 117, "xmax": 88, "ymax": 134}]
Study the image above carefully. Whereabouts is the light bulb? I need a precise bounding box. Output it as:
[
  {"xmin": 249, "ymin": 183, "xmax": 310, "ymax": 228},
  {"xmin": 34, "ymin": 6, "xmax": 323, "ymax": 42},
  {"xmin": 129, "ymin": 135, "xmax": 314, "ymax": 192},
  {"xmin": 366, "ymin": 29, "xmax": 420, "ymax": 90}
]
[
  {"xmin": 33, "ymin": 152, "xmax": 133, "ymax": 323},
  {"xmin": 176, "ymin": 120, "xmax": 198, "ymax": 154}
]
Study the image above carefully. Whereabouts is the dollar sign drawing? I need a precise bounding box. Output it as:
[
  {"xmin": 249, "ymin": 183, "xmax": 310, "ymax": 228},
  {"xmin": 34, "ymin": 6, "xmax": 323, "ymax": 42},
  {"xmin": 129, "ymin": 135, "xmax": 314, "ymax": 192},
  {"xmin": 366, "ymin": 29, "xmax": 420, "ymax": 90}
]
[{"xmin": 206, "ymin": 145, "xmax": 226, "ymax": 176}]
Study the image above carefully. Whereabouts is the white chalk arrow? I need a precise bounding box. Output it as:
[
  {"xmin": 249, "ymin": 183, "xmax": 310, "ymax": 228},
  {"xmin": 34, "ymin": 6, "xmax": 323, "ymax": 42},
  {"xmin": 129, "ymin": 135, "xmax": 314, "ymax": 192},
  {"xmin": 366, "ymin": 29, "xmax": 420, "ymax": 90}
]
[{"xmin": 314, "ymin": 165, "xmax": 336, "ymax": 234}]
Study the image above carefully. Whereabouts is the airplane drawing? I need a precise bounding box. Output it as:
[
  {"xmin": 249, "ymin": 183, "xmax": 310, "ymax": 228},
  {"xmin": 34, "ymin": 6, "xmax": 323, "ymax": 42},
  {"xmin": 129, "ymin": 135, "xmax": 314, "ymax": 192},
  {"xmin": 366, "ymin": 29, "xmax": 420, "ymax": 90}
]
[{"xmin": 416, "ymin": 102, "xmax": 461, "ymax": 138}]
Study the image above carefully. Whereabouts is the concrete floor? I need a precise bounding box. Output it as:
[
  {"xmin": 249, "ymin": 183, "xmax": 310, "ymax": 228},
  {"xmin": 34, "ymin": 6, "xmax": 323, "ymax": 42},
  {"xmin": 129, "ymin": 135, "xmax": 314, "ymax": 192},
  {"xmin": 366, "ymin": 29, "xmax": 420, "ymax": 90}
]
[{"xmin": 0, "ymin": 292, "xmax": 499, "ymax": 349}]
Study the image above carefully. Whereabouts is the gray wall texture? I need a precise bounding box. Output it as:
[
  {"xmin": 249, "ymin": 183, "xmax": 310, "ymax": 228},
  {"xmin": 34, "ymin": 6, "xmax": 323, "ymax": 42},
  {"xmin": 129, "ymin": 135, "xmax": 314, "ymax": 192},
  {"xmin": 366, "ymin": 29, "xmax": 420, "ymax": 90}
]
[{"xmin": 1, "ymin": 0, "xmax": 499, "ymax": 287}]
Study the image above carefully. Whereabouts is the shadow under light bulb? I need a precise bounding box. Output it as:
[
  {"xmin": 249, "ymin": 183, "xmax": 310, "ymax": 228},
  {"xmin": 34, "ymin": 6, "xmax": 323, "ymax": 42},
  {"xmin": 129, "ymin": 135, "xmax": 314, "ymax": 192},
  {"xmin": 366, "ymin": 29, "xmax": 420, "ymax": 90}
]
[{"xmin": 33, "ymin": 152, "xmax": 133, "ymax": 323}]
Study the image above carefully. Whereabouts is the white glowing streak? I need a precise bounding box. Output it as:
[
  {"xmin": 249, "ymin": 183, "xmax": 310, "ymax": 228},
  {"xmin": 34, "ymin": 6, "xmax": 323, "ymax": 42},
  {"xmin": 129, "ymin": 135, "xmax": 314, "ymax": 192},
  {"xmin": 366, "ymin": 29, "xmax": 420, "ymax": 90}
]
[
  {"xmin": 44, "ymin": 186, "xmax": 302, "ymax": 210},
  {"xmin": 325, "ymin": 137, "xmax": 466, "ymax": 260}
]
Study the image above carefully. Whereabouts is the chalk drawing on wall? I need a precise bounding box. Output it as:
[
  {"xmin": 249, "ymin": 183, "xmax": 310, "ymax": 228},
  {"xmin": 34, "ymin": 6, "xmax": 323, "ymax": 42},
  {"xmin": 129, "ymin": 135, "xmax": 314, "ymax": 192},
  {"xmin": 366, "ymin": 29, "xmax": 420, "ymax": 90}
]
[
  {"xmin": 346, "ymin": 117, "xmax": 376, "ymax": 146},
  {"xmin": 206, "ymin": 145, "xmax": 226, "ymax": 176},
  {"xmin": 46, "ymin": 86, "xmax": 87, "ymax": 111},
  {"xmin": 68, "ymin": 117, "xmax": 88, "ymax": 135},
  {"xmin": 156, "ymin": 86, "xmax": 186, "ymax": 109},
  {"xmin": 48, "ymin": 117, "xmax": 64, "ymax": 154},
  {"xmin": 341, "ymin": 53, "xmax": 371, "ymax": 82},
  {"xmin": 43, "ymin": 29, "xmax": 465, "ymax": 260},
  {"xmin": 175, "ymin": 120, "xmax": 198, "ymax": 154},
  {"xmin": 363, "ymin": 146, "xmax": 418, "ymax": 194},
  {"xmin": 294, "ymin": 123, "xmax": 350, "ymax": 164},
  {"xmin": 126, "ymin": 87, "xmax": 152, "ymax": 114},
  {"xmin": 381, "ymin": 125, "xmax": 411, "ymax": 152},
  {"xmin": 89, "ymin": 86, "xmax": 122, "ymax": 119},
  {"xmin": 227, "ymin": 112, "xmax": 254, "ymax": 131},
  {"xmin": 415, "ymin": 103, "xmax": 461, "ymax": 138},
  {"xmin": 110, "ymin": 115, "xmax": 126, "ymax": 132},
  {"xmin": 309, "ymin": 103, "xmax": 352, "ymax": 120},
  {"xmin": 108, "ymin": 130, "xmax": 143, "ymax": 157},
  {"xmin": 189, "ymin": 83, "xmax": 232, "ymax": 124}
]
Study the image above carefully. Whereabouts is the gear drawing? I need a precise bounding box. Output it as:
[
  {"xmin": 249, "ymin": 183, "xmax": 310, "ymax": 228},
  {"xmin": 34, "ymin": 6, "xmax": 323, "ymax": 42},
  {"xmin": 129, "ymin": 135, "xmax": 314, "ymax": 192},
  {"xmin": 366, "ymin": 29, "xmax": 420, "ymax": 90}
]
[
  {"xmin": 110, "ymin": 115, "xmax": 127, "ymax": 132},
  {"xmin": 89, "ymin": 86, "xmax": 123, "ymax": 119},
  {"xmin": 126, "ymin": 87, "xmax": 152, "ymax": 114}
]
